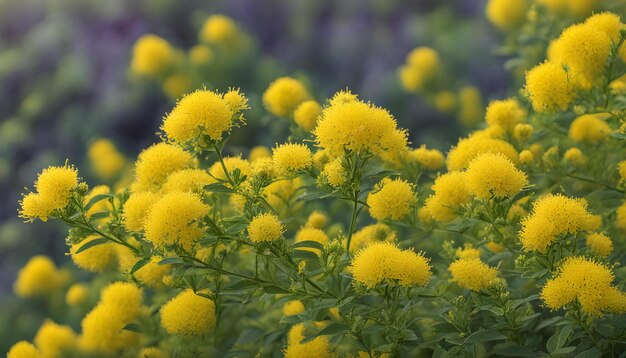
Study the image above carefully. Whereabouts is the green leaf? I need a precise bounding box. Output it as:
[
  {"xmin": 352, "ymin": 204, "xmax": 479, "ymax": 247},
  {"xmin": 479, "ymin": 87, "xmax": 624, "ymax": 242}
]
[
  {"xmin": 554, "ymin": 346, "xmax": 577, "ymax": 355},
  {"xmin": 158, "ymin": 257, "xmax": 185, "ymax": 265},
  {"xmin": 235, "ymin": 327, "xmax": 264, "ymax": 344},
  {"xmin": 292, "ymin": 240, "xmax": 325, "ymax": 251},
  {"xmin": 129, "ymin": 258, "xmax": 148, "ymax": 274},
  {"xmin": 293, "ymin": 249, "xmax": 320, "ymax": 261},
  {"xmin": 464, "ymin": 329, "xmax": 506, "ymax": 344},
  {"xmin": 446, "ymin": 218, "xmax": 477, "ymax": 233},
  {"xmin": 575, "ymin": 347, "xmax": 602, "ymax": 358},
  {"xmin": 74, "ymin": 237, "xmax": 110, "ymax": 254},
  {"xmin": 262, "ymin": 285, "xmax": 290, "ymax": 294},
  {"xmin": 301, "ymin": 323, "xmax": 350, "ymax": 343},
  {"xmin": 83, "ymin": 193, "xmax": 113, "ymax": 212},
  {"xmin": 123, "ymin": 323, "xmax": 140, "ymax": 332},
  {"xmin": 547, "ymin": 324, "xmax": 573, "ymax": 354},
  {"xmin": 88, "ymin": 211, "xmax": 110, "ymax": 221},
  {"xmin": 535, "ymin": 316, "xmax": 563, "ymax": 331}
]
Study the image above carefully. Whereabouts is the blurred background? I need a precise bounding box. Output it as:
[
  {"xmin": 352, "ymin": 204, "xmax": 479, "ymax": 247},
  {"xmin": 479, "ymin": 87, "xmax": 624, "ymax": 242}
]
[{"xmin": 0, "ymin": 0, "xmax": 513, "ymax": 349}]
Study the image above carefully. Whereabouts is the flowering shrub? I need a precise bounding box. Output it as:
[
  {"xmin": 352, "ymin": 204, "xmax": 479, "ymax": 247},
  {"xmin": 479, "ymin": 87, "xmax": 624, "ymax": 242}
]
[{"xmin": 7, "ymin": 3, "xmax": 626, "ymax": 358}]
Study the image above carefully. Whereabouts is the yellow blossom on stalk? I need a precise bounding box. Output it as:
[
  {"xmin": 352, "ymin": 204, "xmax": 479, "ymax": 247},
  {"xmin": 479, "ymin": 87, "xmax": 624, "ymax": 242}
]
[
  {"xmin": 350, "ymin": 223, "xmax": 397, "ymax": 253},
  {"xmin": 486, "ymin": 242, "xmax": 505, "ymax": 253},
  {"xmin": 134, "ymin": 256, "xmax": 172, "ymax": 288},
  {"xmin": 70, "ymin": 235, "xmax": 117, "ymax": 273},
  {"xmin": 305, "ymin": 211, "xmax": 328, "ymax": 229},
  {"xmin": 248, "ymin": 213, "xmax": 284, "ymax": 243},
  {"xmin": 162, "ymin": 169, "xmax": 212, "ymax": 194},
  {"xmin": 272, "ymin": 143, "xmax": 312, "ymax": 173},
  {"xmin": 586, "ymin": 233, "xmax": 613, "ymax": 257},
  {"xmin": 282, "ymin": 300, "xmax": 305, "ymax": 316},
  {"xmin": 295, "ymin": 227, "xmax": 329, "ymax": 248},
  {"xmin": 132, "ymin": 143, "xmax": 196, "ymax": 193},
  {"xmin": 409, "ymin": 145, "xmax": 445, "ymax": 170},
  {"xmin": 88, "ymin": 139, "xmax": 126, "ymax": 180},
  {"xmin": 465, "ymin": 152, "xmax": 528, "ymax": 199},
  {"xmin": 66, "ymin": 283, "xmax": 88, "ymax": 306},
  {"xmin": 188, "ymin": 45, "xmax": 213, "ymax": 65},
  {"xmin": 434, "ymin": 91, "xmax": 456, "ymax": 113},
  {"xmin": 162, "ymin": 89, "xmax": 243, "ymax": 144},
  {"xmin": 458, "ymin": 86, "xmax": 484, "ymax": 126},
  {"xmin": 200, "ymin": 15, "xmax": 245, "ymax": 49},
  {"xmin": 485, "ymin": 98, "xmax": 527, "ymax": 132},
  {"xmin": 19, "ymin": 165, "xmax": 78, "ymax": 221},
  {"xmin": 223, "ymin": 89, "xmax": 249, "ymax": 113},
  {"xmin": 366, "ymin": 178, "xmax": 416, "ymax": 221},
  {"xmin": 263, "ymin": 77, "xmax": 310, "ymax": 117},
  {"xmin": 541, "ymin": 256, "xmax": 626, "ymax": 315},
  {"xmin": 524, "ymin": 61, "xmax": 573, "ymax": 112},
  {"xmin": 122, "ymin": 191, "xmax": 160, "ymax": 232},
  {"xmin": 130, "ymin": 34, "xmax": 174, "ymax": 76},
  {"xmin": 568, "ymin": 114, "xmax": 611, "ymax": 143},
  {"xmin": 399, "ymin": 65, "xmax": 425, "ymax": 92},
  {"xmin": 160, "ymin": 289, "xmax": 215, "ymax": 335},
  {"xmin": 14, "ymin": 256, "xmax": 65, "ymax": 297},
  {"xmin": 314, "ymin": 91, "xmax": 408, "ymax": 160},
  {"xmin": 144, "ymin": 192, "xmax": 209, "ymax": 251},
  {"xmin": 249, "ymin": 146, "xmax": 271, "ymax": 162},
  {"xmin": 519, "ymin": 150, "xmax": 534, "ymax": 164},
  {"xmin": 449, "ymin": 258, "xmax": 499, "ymax": 291},
  {"xmin": 350, "ymin": 242, "xmax": 432, "ymax": 288},
  {"xmin": 447, "ymin": 135, "xmax": 518, "ymax": 170},
  {"xmin": 284, "ymin": 323, "xmax": 336, "ymax": 358},
  {"xmin": 208, "ymin": 156, "xmax": 251, "ymax": 183},
  {"xmin": 321, "ymin": 157, "xmax": 347, "ymax": 188},
  {"xmin": 407, "ymin": 47, "xmax": 440, "ymax": 73},
  {"xmin": 486, "ymin": 0, "xmax": 528, "ymax": 31},
  {"xmin": 423, "ymin": 171, "xmax": 471, "ymax": 222},
  {"xmin": 564, "ymin": 147, "xmax": 587, "ymax": 166},
  {"xmin": 7, "ymin": 341, "xmax": 40, "ymax": 358},
  {"xmin": 456, "ymin": 245, "xmax": 481, "ymax": 259},
  {"xmin": 34, "ymin": 320, "xmax": 76, "ymax": 358},
  {"xmin": 138, "ymin": 347, "xmax": 167, "ymax": 358},
  {"xmin": 294, "ymin": 100, "xmax": 322, "ymax": 131},
  {"xmin": 514, "ymin": 123, "xmax": 533, "ymax": 141},
  {"xmin": 585, "ymin": 12, "xmax": 623, "ymax": 43},
  {"xmin": 519, "ymin": 194, "xmax": 595, "ymax": 253}
]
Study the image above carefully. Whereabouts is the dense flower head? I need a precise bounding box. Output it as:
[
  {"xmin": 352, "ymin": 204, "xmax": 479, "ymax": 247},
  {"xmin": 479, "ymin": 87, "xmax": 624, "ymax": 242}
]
[
  {"xmin": 321, "ymin": 157, "xmax": 347, "ymax": 187},
  {"xmin": 162, "ymin": 169, "xmax": 212, "ymax": 194},
  {"xmin": 284, "ymin": 323, "xmax": 336, "ymax": 358},
  {"xmin": 568, "ymin": 114, "xmax": 611, "ymax": 143},
  {"xmin": 263, "ymin": 178, "xmax": 304, "ymax": 216},
  {"xmin": 248, "ymin": 213, "xmax": 285, "ymax": 243},
  {"xmin": 366, "ymin": 178, "xmax": 416, "ymax": 221},
  {"xmin": 585, "ymin": 12, "xmax": 623, "ymax": 42},
  {"xmin": 407, "ymin": 47, "xmax": 440, "ymax": 72},
  {"xmin": 263, "ymin": 77, "xmax": 310, "ymax": 117},
  {"xmin": 272, "ymin": 143, "xmax": 313, "ymax": 173},
  {"xmin": 19, "ymin": 165, "xmax": 79, "ymax": 221},
  {"xmin": 130, "ymin": 34, "xmax": 174, "ymax": 76},
  {"xmin": 447, "ymin": 135, "xmax": 518, "ymax": 171},
  {"xmin": 160, "ymin": 289, "xmax": 215, "ymax": 335},
  {"xmin": 305, "ymin": 211, "xmax": 328, "ymax": 229},
  {"xmin": 122, "ymin": 191, "xmax": 160, "ymax": 232},
  {"xmin": 564, "ymin": 147, "xmax": 587, "ymax": 166},
  {"xmin": 65, "ymin": 283, "xmax": 88, "ymax": 306},
  {"xmin": 134, "ymin": 256, "xmax": 172, "ymax": 288},
  {"xmin": 541, "ymin": 257, "xmax": 626, "ymax": 315},
  {"xmin": 586, "ymin": 232, "xmax": 613, "ymax": 257},
  {"xmin": 485, "ymin": 98, "xmax": 527, "ymax": 132},
  {"xmin": 514, "ymin": 123, "xmax": 534, "ymax": 141},
  {"xmin": 14, "ymin": 256, "xmax": 65, "ymax": 297},
  {"xmin": 519, "ymin": 150, "xmax": 534, "ymax": 164},
  {"xmin": 486, "ymin": 0, "xmax": 528, "ymax": 31},
  {"xmin": 314, "ymin": 91, "xmax": 408, "ymax": 160},
  {"xmin": 282, "ymin": 300, "xmax": 305, "ymax": 316},
  {"xmin": 223, "ymin": 89, "xmax": 249, "ymax": 113},
  {"xmin": 7, "ymin": 341, "xmax": 40, "ymax": 358},
  {"xmin": 295, "ymin": 227, "xmax": 330, "ymax": 248},
  {"xmin": 449, "ymin": 258, "xmax": 499, "ymax": 291},
  {"xmin": 465, "ymin": 152, "xmax": 528, "ymax": 199},
  {"xmin": 520, "ymin": 194, "xmax": 595, "ymax": 253},
  {"xmin": 188, "ymin": 44, "xmax": 213, "ymax": 65},
  {"xmin": 162, "ymin": 89, "xmax": 242, "ymax": 144},
  {"xmin": 34, "ymin": 320, "xmax": 76, "ymax": 358},
  {"xmin": 423, "ymin": 171, "xmax": 471, "ymax": 222},
  {"xmin": 132, "ymin": 143, "xmax": 196, "ymax": 193},
  {"xmin": 200, "ymin": 15, "xmax": 241, "ymax": 47},
  {"xmin": 434, "ymin": 91, "xmax": 457, "ymax": 113},
  {"xmin": 350, "ymin": 223, "xmax": 397, "ymax": 253},
  {"xmin": 88, "ymin": 139, "xmax": 126, "ymax": 180},
  {"xmin": 409, "ymin": 145, "xmax": 445, "ymax": 170},
  {"xmin": 138, "ymin": 347, "xmax": 167, "ymax": 358},
  {"xmin": 524, "ymin": 61, "xmax": 573, "ymax": 112},
  {"xmin": 350, "ymin": 242, "xmax": 432, "ymax": 288},
  {"xmin": 70, "ymin": 235, "xmax": 117, "ymax": 273},
  {"xmin": 249, "ymin": 146, "xmax": 271, "ymax": 162},
  {"xmin": 144, "ymin": 192, "xmax": 210, "ymax": 251},
  {"xmin": 293, "ymin": 100, "xmax": 322, "ymax": 131}
]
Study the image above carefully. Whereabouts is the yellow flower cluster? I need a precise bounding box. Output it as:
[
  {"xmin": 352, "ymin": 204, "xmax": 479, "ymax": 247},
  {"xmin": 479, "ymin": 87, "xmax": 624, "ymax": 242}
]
[
  {"xmin": 87, "ymin": 139, "xmax": 126, "ymax": 181},
  {"xmin": 568, "ymin": 114, "xmax": 611, "ymax": 144},
  {"xmin": 349, "ymin": 223, "xmax": 397, "ymax": 253},
  {"xmin": 132, "ymin": 142, "xmax": 196, "ymax": 193},
  {"xmin": 465, "ymin": 152, "xmax": 528, "ymax": 199},
  {"xmin": 293, "ymin": 100, "xmax": 322, "ymax": 131},
  {"xmin": 130, "ymin": 34, "xmax": 174, "ymax": 77},
  {"xmin": 449, "ymin": 258, "xmax": 499, "ymax": 292},
  {"xmin": 160, "ymin": 289, "xmax": 215, "ymax": 335},
  {"xmin": 134, "ymin": 256, "xmax": 172, "ymax": 288},
  {"xmin": 19, "ymin": 165, "xmax": 79, "ymax": 222},
  {"xmin": 408, "ymin": 145, "xmax": 445, "ymax": 170},
  {"xmin": 70, "ymin": 235, "xmax": 117, "ymax": 272},
  {"xmin": 423, "ymin": 171, "xmax": 471, "ymax": 222},
  {"xmin": 263, "ymin": 77, "xmax": 310, "ymax": 117},
  {"xmin": 366, "ymin": 178, "xmax": 416, "ymax": 221},
  {"xmin": 284, "ymin": 323, "xmax": 336, "ymax": 358},
  {"xmin": 14, "ymin": 256, "xmax": 66, "ymax": 298},
  {"xmin": 398, "ymin": 47, "xmax": 440, "ymax": 93},
  {"xmin": 272, "ymin": 143, "xmax": 313, "ymax": 173},
  {"xmin": 248, "ymin": 212, "xmax": 285, "ymax": 243},
  {"xmin": 485, "ymin": 0, "xmax": 528, "ymax": 31},
  {"xmin": 446, "ymin": 135, "xmax": 518, "ymax": 171},
  {"xmin": 485, "ymin": 98, "xmax": 527, "ymax": 132},
  {"xmin": 586, "ymin": 232, "xmax": 613, "ymax": 257}
]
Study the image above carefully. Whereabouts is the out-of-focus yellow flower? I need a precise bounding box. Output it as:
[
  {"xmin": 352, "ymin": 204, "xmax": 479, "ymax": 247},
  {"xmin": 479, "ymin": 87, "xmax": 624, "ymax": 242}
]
[
  {"xmin": 130, "ymin": 34, "xmax": 174, "ymax": 77},
  {"xmin": 263, "ymin": 77, "xmax": 310, "ymax": 117},
  {"xmin": 88, "ymin": 139, "xmax": 126, "ymax": 181},
  {"xmin": 486, "ymin": 0, "xmax": 528, "ymax": 31},
  {"xmin": 14, "ymin": 256, "xmax": 65, "ymax": 297}
]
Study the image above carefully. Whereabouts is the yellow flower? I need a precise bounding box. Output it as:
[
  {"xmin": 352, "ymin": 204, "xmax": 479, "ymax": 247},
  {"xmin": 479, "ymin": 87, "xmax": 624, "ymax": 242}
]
[
  {"xmin": 514, "ymin": 123, "xmax": 533, "ymax": 141},
  {"xmin": 294, "ymin": 100, "xmax": 322, "ymax": 131},
  {"xmin": 409, "ymin": 145, "xmax": 445, "ymax": 170},
  {"xmin": 249, "ymin": 146, "xmax": 271, "ymax": 162},
  {"xmin": 619, "ymin": 161, "xmax": 626, "ymax": 181},
  {"xmin": 284, "ymin": 323, "xmax": 336, "ymax": 358},
  {"xmin": 248, "ymin": 213, "xmax": 285, "ymax": 243},
  {"xmin": 350, "ymin": 223, "xmax": 397, "ymax": 253},
  {"xmin": 314, "ymin": 91, "xmax": 408, "ymax": 160},
  {"xmin": 305, "ymin": 211, "xmax": 328, "ymax": 229},
  {"xmin": 264, "ymin": 178, "xmax": 304, "ymax": 216},
  {"xmin": 455, "ymin": 245, "xmax": 481, "ymax": 259},
  {"xmin": 163, "ymin": 89, "xmax": 242, "ymax": 144},
  {"xmin": 564, "ymin": 147, "xmax": 587, "ymax": 166},
  {"xmin": 162, "ymin": 169, "xmax": 212, "ymax": 194},
  {"xmin": 541, "ymin": 256, "xmax": 625, "ymax": 315},
  {"xmin": 144, "ymin": 192, "xmax": 209, "ymax": 251},
  {"xmin": 34, "ymin": 320, "xmax": 76, "ymax": 358},
  {"xmin": 434, "ymin": 91, "xmax": 457, "ymax": 113},
  {"xmin": 130, "ymin": 34, "xmax": 174, "ymax": 76},
  {"xmin": 188, "ymin": 45, "xmax": 213, "ymax": 65},
  {"xmin": 88, "ymin": 139, "xmax": 126, "ymax": 181},
  {"xmin": 350, "ymin": 242, "xmax": 431, "ymax": 288},
  {"xmin": 70, "ymin": 235, "xmax": 117, "ymax": 273},
  {"xmin": 162, "ymin": 73, "xmax": 191, "ymax": 100},
  {"xmin": 263, "ymin": 77, "xmax": 310, "ymax": 117},
  {"xmin": 423, "ymin": 171, "xmax": 471, "ymax": 222},
  {"xmin": 208, "ymin": 156, "xmax": 251, "ymax": 184},
  {"xmin": 19, "ymin": 165, "xmax": 78, "ymax": 221},
  {"xmin": 486, "ymin": 0, "xmax": 528, "ymax": 31},
  {"xmin": 320, "ymin": 157, "xmax": 347, "ymax": 187},
  {"xmin": 407, "ymin": 47, "xmax": 440, "ymax": 73},
  {"xmin": 568, "ymin": 114, "xmax": 611, "ymax": 143},
  {"xmin": 83, "ymin": 185, "xmax": 111, "ymax": 221},
  {"xmin": 586, "ymin": 232, "xmax": 613, "ymax": 257},
  {"xmin": 366, "ymin": 178, "xmax": 416, "ymax": 221},
  {"xmin": 449, "ymin": 258, "xmax": 499, "ymax": 291},
  {"xmin": 123, "ymin": 191, "xmax": 160, "ymax": 232},
  {"xmin": 398, "ymin": 65, "xmax": 425, "ymax": 92},
  {"xmin": 447, "ymin": 135, "xmax": 518, "ymax": 171},
  {"xmin": 282, "ymin": 300, "xmax": 305, "ymax": 316},
  {"xmin": 485, "ymin": 98, "xmax": 527, "ymax": 132},
  {"xmin": 465, "ymin": 152, "xmax": 528, "ymax": 199},
  {"xmin": 132, "ymin": 143, "xmax": 196, "ymax": 193},
  {"xmin": 519, "ymin": 194, "xmax": 595, "ymax": 253},
  {"xmin": 295, "ymin": 227, "xmax": 329, "ymax": 248},
  {"xmin": 134, "ymin": 256, "xmax": 172, "ymax": 288},
  {"xmin": 66, "ymin": 283, "xmax": 89, "ymax": 306},
  {"xmin": 617, "ymin": 202, "xmax": 626, "ymax": 232},
  {"xmin": 138, "ymin": 347, "xmax": 167, "ymax": 358},
  {"xmin": 519, "ymin": 150, "xmax": 534, "ymax": 164},
  {"xmin": 160, "ymin": 289, "xmax": 215, "ymax": 335},
  {"xmin": 7, "ymin": 341, "xmax": 40, "ymax": 358},
  {"xmin": 200, "ymin": 15, "xmax": 245, "ymax": 49},
  {"xmin": 14, "ymin": 256, "xmax": 64, "ymax": 297},
  {"xmin": 524, "ymin": 61, "xmax": 573, "ymax": 112},
  {"xmin": 458, "ymin": 86, "xmax": 484, "ymax": 126},
  {"xmin": 585, "ymin": 12, "xmax": 623, "ymax": 43},
  {"xmin": 272, "ymin": 143, "xmax": 313, "ymax": 173}
]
